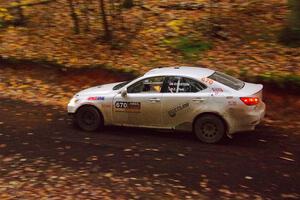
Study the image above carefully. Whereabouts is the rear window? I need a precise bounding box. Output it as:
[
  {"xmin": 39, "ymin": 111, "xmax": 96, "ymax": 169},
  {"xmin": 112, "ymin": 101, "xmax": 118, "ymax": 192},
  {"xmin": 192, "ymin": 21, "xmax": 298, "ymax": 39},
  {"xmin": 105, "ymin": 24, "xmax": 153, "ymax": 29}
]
[{"xmin": 208, "ymin": 72, "xmax": 245, "ymax": 90}]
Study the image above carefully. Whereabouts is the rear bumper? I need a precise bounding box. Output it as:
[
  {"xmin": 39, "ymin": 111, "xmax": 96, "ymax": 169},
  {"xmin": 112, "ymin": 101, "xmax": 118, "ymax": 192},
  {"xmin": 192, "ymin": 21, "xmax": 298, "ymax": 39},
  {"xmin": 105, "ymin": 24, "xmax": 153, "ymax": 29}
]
[{"xmin": 227, "ymin": 102, "xmax": 266, "ymax": 134}]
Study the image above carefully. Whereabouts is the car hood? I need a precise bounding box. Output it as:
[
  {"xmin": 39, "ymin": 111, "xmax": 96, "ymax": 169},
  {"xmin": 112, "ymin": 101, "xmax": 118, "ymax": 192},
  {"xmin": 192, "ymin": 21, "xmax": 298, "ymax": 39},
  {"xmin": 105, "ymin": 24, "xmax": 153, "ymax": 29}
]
[{"xmin": 77, "ymin": 82, "xmax": 122, "ymax": 96}]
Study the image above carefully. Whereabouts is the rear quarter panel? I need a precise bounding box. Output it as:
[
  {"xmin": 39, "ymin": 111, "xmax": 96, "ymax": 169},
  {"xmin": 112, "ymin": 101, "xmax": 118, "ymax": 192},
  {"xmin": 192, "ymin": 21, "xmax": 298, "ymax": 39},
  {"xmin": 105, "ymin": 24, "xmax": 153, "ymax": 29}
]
[{"xmin": 198, "ymin": 81, "xmax": 241, "ymax": 133}]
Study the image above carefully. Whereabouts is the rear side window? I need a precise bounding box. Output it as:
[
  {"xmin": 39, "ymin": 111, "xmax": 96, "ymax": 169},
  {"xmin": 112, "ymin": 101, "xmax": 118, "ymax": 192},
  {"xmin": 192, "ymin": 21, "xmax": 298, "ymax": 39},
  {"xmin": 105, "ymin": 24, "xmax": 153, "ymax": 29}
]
[
  {"xmin": 208, "ymin": 72, "xmax": 245, "ymax": 90},
  {"xmin": 163, "ymin": 76, "xmax": 207, "ymax": 93}
]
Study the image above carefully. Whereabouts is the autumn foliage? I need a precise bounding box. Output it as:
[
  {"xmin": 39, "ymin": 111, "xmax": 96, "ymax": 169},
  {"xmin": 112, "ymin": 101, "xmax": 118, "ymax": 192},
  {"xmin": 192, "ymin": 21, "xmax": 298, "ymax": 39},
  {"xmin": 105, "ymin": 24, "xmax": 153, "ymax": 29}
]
[{"xmin": 0, "ymin": 0, "xmax": 299, "ymax": 82}]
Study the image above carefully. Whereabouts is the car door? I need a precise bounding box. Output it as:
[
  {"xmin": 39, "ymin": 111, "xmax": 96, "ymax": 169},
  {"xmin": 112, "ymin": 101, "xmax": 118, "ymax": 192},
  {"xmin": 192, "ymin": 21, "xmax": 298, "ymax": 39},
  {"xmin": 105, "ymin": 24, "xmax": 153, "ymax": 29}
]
[
  {"xmin": 112, "ymin": 76, "xmax": 165, "ymax": 127},
  {"xmin": 161, "ymin": 76, "xmax": 209, "ymax": 129}
]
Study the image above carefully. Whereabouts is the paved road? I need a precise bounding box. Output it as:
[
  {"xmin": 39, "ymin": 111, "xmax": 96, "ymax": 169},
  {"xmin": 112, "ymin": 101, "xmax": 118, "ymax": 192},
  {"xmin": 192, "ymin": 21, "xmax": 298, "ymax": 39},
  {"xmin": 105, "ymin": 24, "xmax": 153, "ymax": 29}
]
[
  {"xmin": 0, "ymin": 64, "xmax": 299, "ymax": 199},
  {"xmin": 0, "ymin": 97, "xmax": 299, "ymax": 199}
]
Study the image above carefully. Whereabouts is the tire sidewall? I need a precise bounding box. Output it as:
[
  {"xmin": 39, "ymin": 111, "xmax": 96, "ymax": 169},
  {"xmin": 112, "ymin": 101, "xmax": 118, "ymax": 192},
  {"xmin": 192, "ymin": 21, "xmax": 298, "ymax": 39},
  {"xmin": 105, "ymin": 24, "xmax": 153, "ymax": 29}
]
[
  {"xmin": 75, "ymin": 106, "xmax": 103, "ymax": 132},
  {"xmin": 194, "ymin": 115, "xmax": 225, "ymax": 144}
]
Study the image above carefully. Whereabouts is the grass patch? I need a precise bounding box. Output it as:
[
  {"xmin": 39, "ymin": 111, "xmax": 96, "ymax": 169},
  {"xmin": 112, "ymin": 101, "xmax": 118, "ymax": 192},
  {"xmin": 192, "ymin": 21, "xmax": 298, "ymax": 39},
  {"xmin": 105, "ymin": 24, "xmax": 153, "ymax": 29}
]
[
  {"xmin": 164, "ymin": 36, "xmax": 212, "ymax": 60},
  {"xmin": 256, "ymin": 72, "xmax": 300, "ymax": 90},
  {"xmin": 224, "ymin": 68, "xmax": 300, "ymax": 92}
]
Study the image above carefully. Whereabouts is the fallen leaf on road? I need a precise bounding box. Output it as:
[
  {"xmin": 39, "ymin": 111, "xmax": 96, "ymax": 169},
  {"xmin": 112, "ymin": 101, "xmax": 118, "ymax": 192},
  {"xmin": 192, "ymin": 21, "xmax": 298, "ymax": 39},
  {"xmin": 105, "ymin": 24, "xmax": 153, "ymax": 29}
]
[
  {"xmin": 2, "ymin": 157, "xmax": 13, "ymax": 162},
  {"xmin": 104, "ymin": 173, "xmax": 113, "ymax": 178},
  {"xmin": 279, "ymin": 157, "xmax": 295, "ymax": 162}
]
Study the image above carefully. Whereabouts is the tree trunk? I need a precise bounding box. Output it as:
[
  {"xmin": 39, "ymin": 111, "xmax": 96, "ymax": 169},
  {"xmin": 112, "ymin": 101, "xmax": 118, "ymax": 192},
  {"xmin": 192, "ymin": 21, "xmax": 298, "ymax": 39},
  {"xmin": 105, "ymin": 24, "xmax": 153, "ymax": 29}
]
[
  {"xmin": 67, "ymin": 0, "xmax": 80, "ymax": 34},
  {"xmin": 280, "ymin": 0, "xmax": 300, "ymax": 46},
  {"xmin": 99, "ymin": 0, "xmax": 112, "ymax": 41},
  {"xmin": 123, "ymin": 0, "xmax": 134, "ymax": 9},
  {"xmin": 15, "ymin": 0, "xmax": 25, "ymax": 25},
  {"xmin": 83, "ymin": 0, "xmax": 90, "ymax": 32},
  {"xmin": 289, "ymin": 0, "xmax": 300, "ymax": 34}
]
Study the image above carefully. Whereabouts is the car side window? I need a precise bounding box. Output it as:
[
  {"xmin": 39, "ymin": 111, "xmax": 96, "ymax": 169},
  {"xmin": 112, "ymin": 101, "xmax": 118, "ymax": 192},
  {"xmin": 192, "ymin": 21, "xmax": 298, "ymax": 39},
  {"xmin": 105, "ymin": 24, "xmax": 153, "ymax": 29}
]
[
  {"xmin": 127, "ymin": 77, "xmax": 165, "ymax": 93},
  {"xmin": 165, "ymin": 76, "xmax": 180, "ymax": 93},
  {"xmin": 164, "ymin": 77, "xmax": 206, "ymax": 93},
  {"xmin": 178, "ymin": 77, "xmax": 206, "ymax": 93}
]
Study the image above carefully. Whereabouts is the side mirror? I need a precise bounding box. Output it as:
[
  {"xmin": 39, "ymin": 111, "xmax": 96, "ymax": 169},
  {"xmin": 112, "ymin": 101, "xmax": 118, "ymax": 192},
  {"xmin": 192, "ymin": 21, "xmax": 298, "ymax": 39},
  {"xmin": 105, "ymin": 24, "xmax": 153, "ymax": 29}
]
[{"xmin": 121, "ymin": 88, "xmax": 127, "ymax": 98}]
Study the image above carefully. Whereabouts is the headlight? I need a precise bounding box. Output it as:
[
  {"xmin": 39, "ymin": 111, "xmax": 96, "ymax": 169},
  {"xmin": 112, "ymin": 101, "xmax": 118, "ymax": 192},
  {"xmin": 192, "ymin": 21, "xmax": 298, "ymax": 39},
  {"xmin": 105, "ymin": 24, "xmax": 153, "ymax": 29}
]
[{"xmin": 70, "ymin": 96, "xmax": 80, "ymax": 104}]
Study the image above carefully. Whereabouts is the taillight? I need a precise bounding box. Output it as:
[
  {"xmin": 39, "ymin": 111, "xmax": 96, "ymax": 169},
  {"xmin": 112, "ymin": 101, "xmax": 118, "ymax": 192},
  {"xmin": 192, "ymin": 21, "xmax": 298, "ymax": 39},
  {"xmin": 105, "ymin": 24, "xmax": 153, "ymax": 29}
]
[{"xmin": 240, "ymin": 97, "xmax": 259, "ymax": 106}]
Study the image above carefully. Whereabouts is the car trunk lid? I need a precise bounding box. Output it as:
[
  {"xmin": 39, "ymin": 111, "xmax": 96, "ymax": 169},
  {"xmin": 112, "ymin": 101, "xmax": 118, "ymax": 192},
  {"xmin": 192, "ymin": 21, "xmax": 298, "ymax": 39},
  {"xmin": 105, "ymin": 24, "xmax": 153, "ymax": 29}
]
[{"xmin": 238, "ymin": 82, "xmax": 263, "ymax": 100}]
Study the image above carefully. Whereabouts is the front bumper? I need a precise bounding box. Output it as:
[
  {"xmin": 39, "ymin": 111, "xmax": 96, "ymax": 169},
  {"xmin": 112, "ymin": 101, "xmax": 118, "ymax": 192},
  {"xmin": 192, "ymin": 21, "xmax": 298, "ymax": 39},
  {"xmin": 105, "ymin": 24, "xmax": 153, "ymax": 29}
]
[{"xmin": 67, "ymin": 99, "xmax": 78, "ymax": 113}]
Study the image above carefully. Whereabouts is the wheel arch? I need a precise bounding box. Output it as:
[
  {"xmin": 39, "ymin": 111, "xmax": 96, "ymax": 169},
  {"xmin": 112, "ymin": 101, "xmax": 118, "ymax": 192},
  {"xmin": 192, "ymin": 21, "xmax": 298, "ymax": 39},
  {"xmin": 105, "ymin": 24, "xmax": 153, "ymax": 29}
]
[{"xmin": 192, "ymin": 112, "xmax": 229, "ymax": 134}]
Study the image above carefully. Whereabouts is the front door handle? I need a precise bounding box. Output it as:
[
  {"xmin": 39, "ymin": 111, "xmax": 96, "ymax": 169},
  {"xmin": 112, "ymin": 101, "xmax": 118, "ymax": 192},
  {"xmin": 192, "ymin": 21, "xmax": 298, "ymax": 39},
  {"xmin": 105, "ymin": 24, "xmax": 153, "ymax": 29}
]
[
  {"xmin": 149, "ymin": 98, "xmax": 161, "ymax": 103},
  {"xmin": 192, "ymin": 98, "xmax": 205, "ymax": 102}
]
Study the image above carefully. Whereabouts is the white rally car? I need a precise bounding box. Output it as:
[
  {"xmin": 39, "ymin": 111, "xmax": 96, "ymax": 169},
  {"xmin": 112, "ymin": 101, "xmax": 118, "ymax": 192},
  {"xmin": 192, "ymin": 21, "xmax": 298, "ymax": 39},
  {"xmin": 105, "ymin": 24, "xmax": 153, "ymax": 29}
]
[{"xmin": 68, "ymin": 66, "xmax": 265, "ymax": 143}]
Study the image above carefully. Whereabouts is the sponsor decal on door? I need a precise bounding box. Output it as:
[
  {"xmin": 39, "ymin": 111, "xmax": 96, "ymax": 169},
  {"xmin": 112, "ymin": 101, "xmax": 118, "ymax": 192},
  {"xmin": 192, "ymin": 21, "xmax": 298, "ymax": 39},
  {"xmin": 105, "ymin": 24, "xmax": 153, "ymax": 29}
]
[
  {"xmin": 115, "ymin": 101, "xmax": 141, "ymax": 113},
  {"xmin": 168, "ymin": 102, "xmax": 189, "ymax": 117}
]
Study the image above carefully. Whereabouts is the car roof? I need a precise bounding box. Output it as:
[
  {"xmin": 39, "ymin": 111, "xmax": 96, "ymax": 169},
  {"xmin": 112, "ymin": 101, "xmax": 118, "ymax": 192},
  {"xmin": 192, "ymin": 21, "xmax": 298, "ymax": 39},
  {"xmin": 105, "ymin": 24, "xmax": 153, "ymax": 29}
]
[{"xmin": 143, "ymin": 66, "xmax": 215, "ymax": 79}]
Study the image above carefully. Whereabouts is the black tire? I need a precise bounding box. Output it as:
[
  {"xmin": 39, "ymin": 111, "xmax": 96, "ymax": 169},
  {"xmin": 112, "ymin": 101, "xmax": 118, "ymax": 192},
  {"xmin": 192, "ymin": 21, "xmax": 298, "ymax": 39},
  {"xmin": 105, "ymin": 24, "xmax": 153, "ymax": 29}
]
[
  {"xmin": 194, "ymin": 114, "xmax": 226, "ymax": 144},
  {"xmin": 75, "ymin": 106, "xmax": 103, "ymax": 132}
]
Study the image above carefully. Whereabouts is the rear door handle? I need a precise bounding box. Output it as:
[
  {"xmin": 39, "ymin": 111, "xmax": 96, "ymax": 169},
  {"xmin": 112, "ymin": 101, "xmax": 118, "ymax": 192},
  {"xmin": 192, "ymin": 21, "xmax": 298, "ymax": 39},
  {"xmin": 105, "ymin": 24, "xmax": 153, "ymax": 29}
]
[
  {"xmin": 149, "ymin": 98, "xmax": 161, "ymax": 103},
  {"xmin": 192, "ymin": 98, "xmax": 205, "ymax": 102}
]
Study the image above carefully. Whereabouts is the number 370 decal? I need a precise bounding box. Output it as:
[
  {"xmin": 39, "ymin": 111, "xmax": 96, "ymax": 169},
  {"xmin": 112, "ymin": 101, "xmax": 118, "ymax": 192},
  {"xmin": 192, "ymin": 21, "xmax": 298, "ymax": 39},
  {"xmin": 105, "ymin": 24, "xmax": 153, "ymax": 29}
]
[{"xmin": 115, "ymin": 101, "xmax": 141, "ymax": 113}]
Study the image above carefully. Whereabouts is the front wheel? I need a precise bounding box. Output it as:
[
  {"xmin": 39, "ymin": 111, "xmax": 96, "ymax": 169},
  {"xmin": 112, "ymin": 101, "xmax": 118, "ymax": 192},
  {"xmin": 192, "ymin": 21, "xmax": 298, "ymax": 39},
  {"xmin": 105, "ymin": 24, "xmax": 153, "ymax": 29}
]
[
  {"xmin": 75, "ymin": 106, "xmax": 103, "ymax": 132},
  {"xmin": 194, "ymin": 114, "xmax": 226, "ymax": 144}
]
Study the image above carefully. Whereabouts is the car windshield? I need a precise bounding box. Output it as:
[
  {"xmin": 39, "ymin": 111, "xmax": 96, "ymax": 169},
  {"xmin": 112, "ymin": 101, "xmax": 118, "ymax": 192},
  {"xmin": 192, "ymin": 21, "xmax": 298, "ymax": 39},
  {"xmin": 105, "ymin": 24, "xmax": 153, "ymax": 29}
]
[
  {"xmin": 113, "ymin": 81, "xmax": 130, "ymax": 90},
  {"xmin": 208, "ymin": 72, "xmax": 245, "ymax": 90}
]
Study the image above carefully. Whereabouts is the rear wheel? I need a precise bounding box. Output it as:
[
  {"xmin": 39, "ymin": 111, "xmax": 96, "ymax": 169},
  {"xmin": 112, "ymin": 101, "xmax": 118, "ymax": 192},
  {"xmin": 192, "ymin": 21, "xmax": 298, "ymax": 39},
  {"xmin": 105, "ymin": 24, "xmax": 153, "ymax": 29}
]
[
  {"xmin": 75, "ymin": 106, "xmax": 103, "ymax": 132},
  {"xmin": 194, "ymin": 114, "xmax": 226, "ymax": 144}
]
